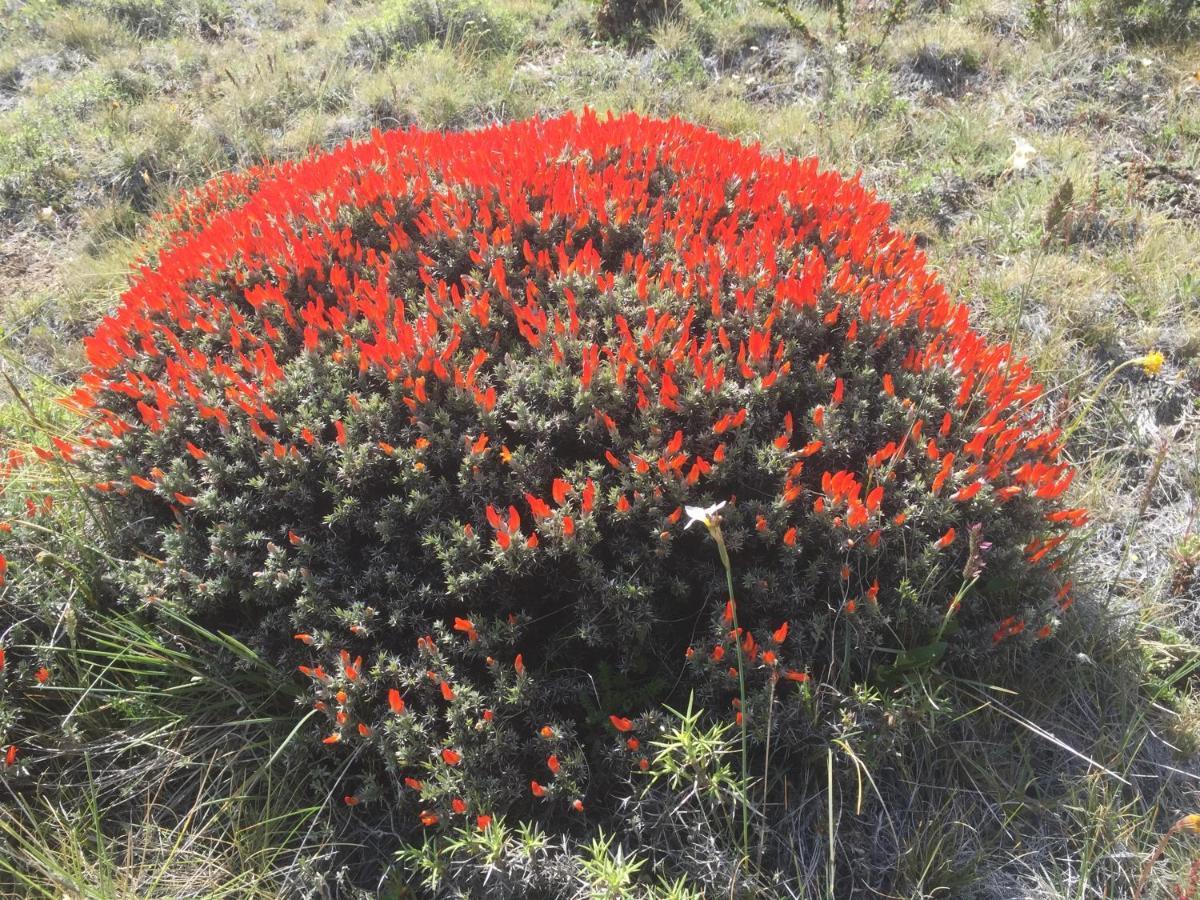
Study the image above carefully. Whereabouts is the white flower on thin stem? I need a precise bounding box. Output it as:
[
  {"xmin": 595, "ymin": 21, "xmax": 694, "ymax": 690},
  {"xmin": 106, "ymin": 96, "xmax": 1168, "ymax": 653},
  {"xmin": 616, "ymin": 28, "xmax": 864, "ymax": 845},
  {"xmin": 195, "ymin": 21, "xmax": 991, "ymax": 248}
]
[
  {"xmin": 1008, "ymin": 137, "xmax": 1037, "ymax": 172},
  {"xmin": 684, "ymin": 501, "xmax": 727, "ymax": 530}
]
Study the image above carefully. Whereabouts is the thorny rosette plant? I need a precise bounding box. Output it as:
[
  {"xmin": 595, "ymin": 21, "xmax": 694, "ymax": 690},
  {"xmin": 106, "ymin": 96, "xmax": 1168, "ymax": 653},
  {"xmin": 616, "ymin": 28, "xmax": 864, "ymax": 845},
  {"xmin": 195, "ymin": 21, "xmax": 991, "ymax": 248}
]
[{"xmin": 0, "ymin": 111, "xmax": 1086, "ymax": 842}]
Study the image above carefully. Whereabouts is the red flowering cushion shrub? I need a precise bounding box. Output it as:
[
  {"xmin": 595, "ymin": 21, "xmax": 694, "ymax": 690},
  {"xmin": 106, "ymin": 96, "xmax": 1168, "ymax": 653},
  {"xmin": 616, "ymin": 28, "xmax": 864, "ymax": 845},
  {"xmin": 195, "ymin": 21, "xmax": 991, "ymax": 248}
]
[{"xmin": 32, "ymin": 111, "xmax": 1084, "ymax": 832}]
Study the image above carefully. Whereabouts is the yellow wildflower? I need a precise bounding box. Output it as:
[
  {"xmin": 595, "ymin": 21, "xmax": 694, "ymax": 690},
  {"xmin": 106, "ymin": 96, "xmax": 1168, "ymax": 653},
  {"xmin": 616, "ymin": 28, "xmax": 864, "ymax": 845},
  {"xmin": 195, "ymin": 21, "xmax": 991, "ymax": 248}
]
[
  {"xmin": 1133, "ymin": 350, "xmax": 1164, "ymax": 376},
  {"xmin": 1177, "ymin": 813, "xmax": 1200, "ymax": 834}
]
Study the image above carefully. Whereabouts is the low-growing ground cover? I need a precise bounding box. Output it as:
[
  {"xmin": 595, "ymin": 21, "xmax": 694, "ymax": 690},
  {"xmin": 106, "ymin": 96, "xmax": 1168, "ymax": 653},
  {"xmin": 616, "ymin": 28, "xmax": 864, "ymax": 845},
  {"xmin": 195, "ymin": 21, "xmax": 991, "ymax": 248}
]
[{"xmin": 0, "ymin": 0, "xmax": 1198, "ymax": 897}]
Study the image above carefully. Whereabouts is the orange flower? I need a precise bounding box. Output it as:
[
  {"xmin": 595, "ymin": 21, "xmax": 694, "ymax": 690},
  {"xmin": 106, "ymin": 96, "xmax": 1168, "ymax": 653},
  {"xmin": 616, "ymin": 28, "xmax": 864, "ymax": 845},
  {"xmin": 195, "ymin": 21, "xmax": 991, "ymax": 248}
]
[
  {"xmin": 344, "ymin": 794, "xmax": 360, "ymax": 806},
  {"xmin": 440, "ymin": 681, "xmax": 455, "ymax": 701},
  {"xmin": 35, "ymin": 667, "xmax": 49, "ymax": 685},
  {"xmin": 380, "ymin": 688, "xmax": 403, "ymax": 715},
  {"xmin": 4, "ymin": 745, "xmax": 16, "ymax": 767},
  {"xmin": 547, "ymin": 754, "xmax": 561, "ymax": 774},
  {"xmin": 452, "ymin": 798, "xmax": 467, "ymax": 814},
  {"xmin": 609, "ymin": 714, "xmax": 634, "ymax": 732},
  {"xmin": 453, "ymin": 617, "xmax": 477, "ymax": 641},
  {"xmin": 420, "ymin": 810, "xmax": 439, "ymax": 827},
  {"xmin": 935, "ymin": 528, "xmax": 956, "ymax": 549},
  {"xmin": 477, "ymin": 814, "xmax": 493, "ymax": 829},
  {"xmin": 441, "ymin": 748, "xmax": 461, "ymax": 765},
  {"xmin": 552, "ymin": 478, "xmax": 571, "ymax": 505},
  {"xmin": 950, "ymin": 480, "xmax": 983, "ymax": 503},
  {"xmin": 531, "ymin": 780, "xmax": 547, "ymax": 797},
  {"xmin": 772, "ymin": 621, "xmax": 789, "ymax": 643}
]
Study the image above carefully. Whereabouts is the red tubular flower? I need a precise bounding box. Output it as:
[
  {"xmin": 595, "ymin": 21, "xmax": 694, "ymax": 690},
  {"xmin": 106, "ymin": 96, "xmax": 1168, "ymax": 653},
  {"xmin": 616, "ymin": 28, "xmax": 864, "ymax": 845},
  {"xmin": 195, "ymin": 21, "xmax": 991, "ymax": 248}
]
[{"xmin": 453, "ymin": 617, "xmax": 477, "ymax": 641}]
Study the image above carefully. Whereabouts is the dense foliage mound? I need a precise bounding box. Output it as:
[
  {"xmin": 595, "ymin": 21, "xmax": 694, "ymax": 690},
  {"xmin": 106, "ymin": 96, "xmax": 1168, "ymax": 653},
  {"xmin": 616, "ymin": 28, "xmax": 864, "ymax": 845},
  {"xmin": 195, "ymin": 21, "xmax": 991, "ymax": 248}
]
[{"xmin": 18, "ymin": 111, "xmax": 1084, "ymax": 833}]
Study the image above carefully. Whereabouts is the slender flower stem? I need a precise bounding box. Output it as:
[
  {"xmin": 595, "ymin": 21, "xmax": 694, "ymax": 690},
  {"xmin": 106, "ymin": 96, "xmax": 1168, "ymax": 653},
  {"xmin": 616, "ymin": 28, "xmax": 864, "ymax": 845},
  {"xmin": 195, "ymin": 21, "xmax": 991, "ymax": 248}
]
[
  {"xmin": 935, "ymin": 576, "xmax": 978, "ymax": 644},
  {"xmin": 684, "ymin": 501, "xmax": 751, "ymax": 854},
  {"xmin": 712, "ymin": 525, "xmax": 750, "ymax": 854},
  {"xmin": 756, "ymin": 672, "xmax": 777, "ymax": 869},
  {"xmin": 1064, "ymin": 353, "xmax": 1161, "ymax": 440}
]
